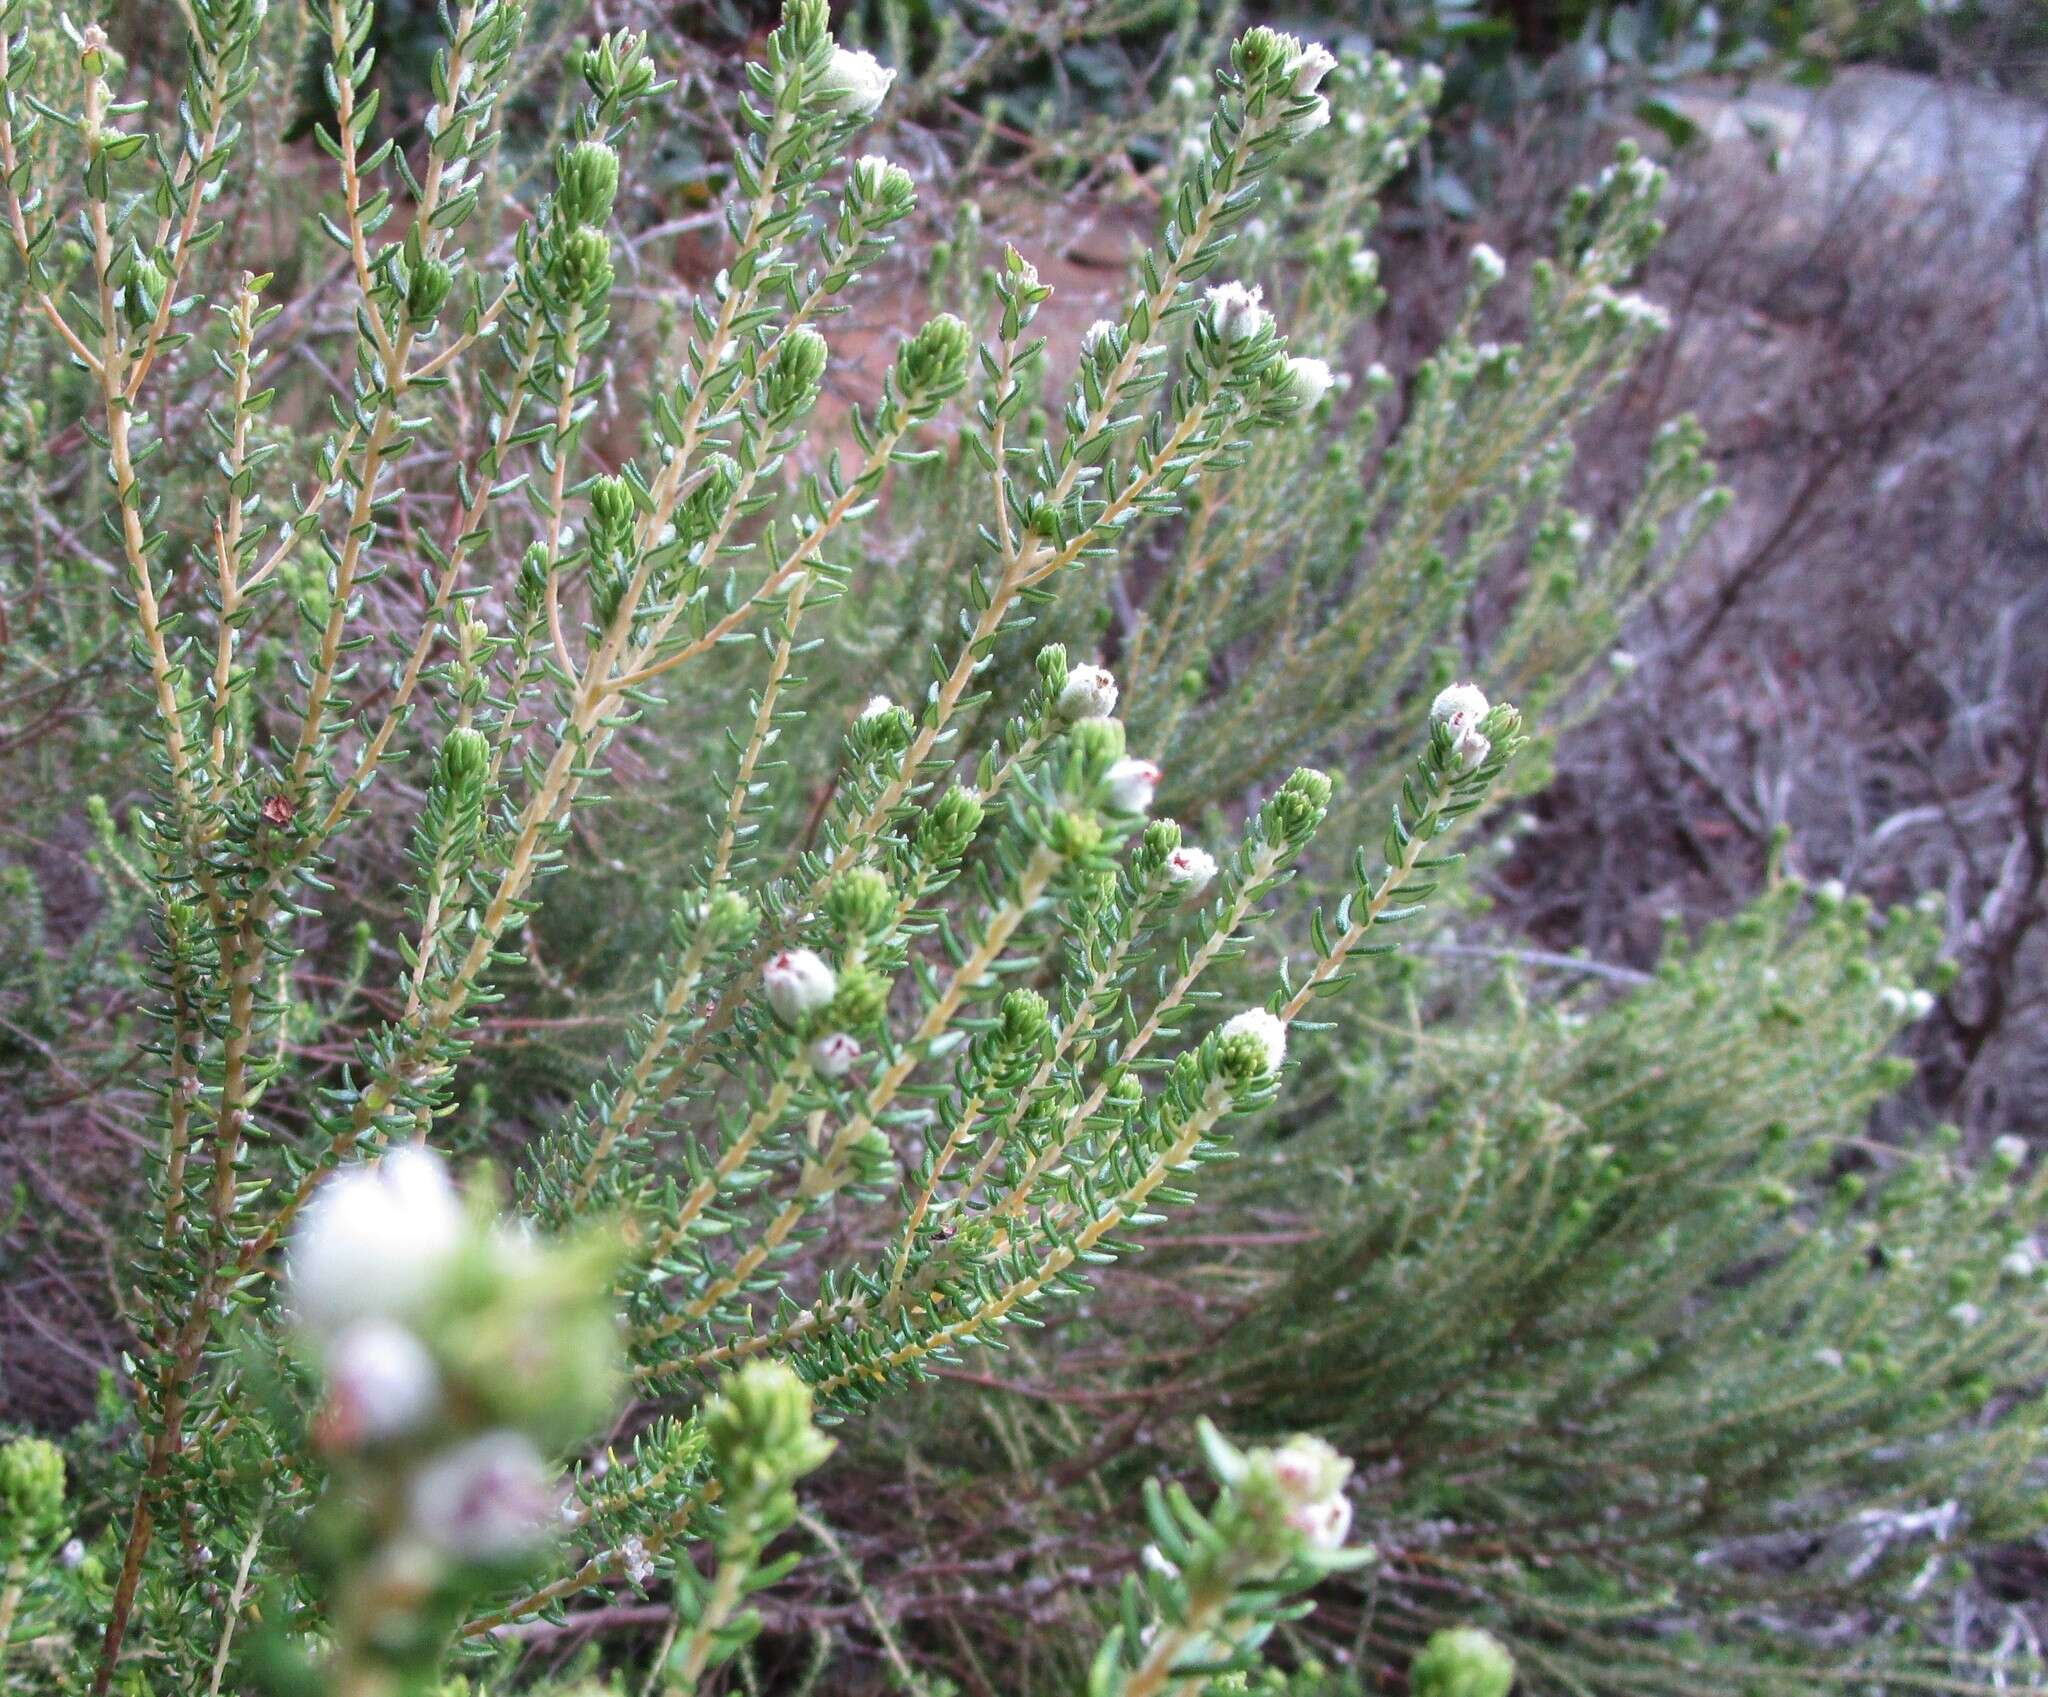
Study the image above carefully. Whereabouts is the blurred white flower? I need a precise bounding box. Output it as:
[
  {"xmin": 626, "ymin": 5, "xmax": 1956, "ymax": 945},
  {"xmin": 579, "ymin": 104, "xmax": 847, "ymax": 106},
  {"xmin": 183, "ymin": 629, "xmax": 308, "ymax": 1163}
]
[{"xmin": 285, "ymin": 1147, "xmax": 465, "ymax": 1338}]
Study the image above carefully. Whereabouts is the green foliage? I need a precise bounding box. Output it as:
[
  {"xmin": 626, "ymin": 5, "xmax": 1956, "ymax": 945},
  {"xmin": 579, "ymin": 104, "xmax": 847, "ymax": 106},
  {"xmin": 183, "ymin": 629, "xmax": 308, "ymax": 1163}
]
[{"xmin": 0, "ymin": 3, "xmax": 2031, "ymax": 1697}]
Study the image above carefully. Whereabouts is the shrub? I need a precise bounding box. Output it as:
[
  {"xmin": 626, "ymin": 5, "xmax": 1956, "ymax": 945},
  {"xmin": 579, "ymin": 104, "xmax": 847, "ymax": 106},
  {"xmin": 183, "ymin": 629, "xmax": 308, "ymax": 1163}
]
[{"xmin": 3, "ymin": 3, "xmax": 2033, "ymax": 1696}]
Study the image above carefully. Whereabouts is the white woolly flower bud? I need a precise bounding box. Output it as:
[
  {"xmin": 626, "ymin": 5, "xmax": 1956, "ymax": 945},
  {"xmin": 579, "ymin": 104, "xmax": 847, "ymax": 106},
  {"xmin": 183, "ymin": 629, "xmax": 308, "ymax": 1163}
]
[
  {"xmin": 808, "ymin": 1031, "xmax": 863, "ymax": 1079},
  {"xmin": 1103, "ymin": 757, "xmax": 1161, "ymax": 814},
  {"xmin": 1287, "ymin": 41, "xmax": 1338, "ymax": 96},
  {"xmin": 1430, "ymin": 682, "xmax": 1493, "ymax": 769},
  {"xmin": 285, "ymin": 1147, "xmax": 465, "ymax": 1338},
  {"xmin": 1081, "ymin": 318, "xmax": 1119, "ymax": 354},
  {"xmin": 1469, "ymin": 242, "xmax": 1506, "ymax": 288},
  {"xmin": 1280, "ymin": 355, "xmax": 1336, "ymax": 411},
  {"xmin": 1907, "ymin": 988, "xmax": 1935, "ymax": 1019},
  {"xmin": 765, "ymin": 949, "xmax": 837, "ymax": 1024},
  {"xmin": 1878, "ymin": 986, "xmax": 1911, "ymax": 1016},
  {"xmin": 1204, "ymin": 280, "xmax": 1271, "ymax": 344},
  {"xmin": 407, "ymin": 1430, "xmax": 555, "ymax": 1561},
  {"xmin": 323, "ymin": 1318, "xmax": 440, "ymax": 1445},
  {"xmin": 1816, "ymin": 878, "xmax": 1847, "ymax": 905},
  {"xmin": 2002, "ymin": 1242, "xmax": 2040, "ymax": 1280},
  {"xmin": 620, "ymin": 1535, "xmax": 656, "ymax": 1586},
  {"xmin": 1058, "ymin": 663, "xmax": 1120, "ymax": 720},
  {"xmin": 1430, "ymin": 682, "xmax": 1489, "ymax": 729},
  {"xmin": 1287, "ymin": 1491, "xmax": 1353, "ymax": 1551},
  {"xmin": 817, "ymin": 45, "xmax": 894, "ymax": 117},
  {"xmin": 859, "ymin": 694, "xmax": 897, "ymax": 721},
  {"xmin": 1165, "ymin": 845, "xmax": 1217, "ymax": 895},
  {"xmin": 1220, "ymin": 1008, "xmax": 1287, "ymax": 1073},
  {"xmin": 1992, "ymin": 1134, "xmax": 2028, "ymax": 1170},
  {"xmin": 1169, "ymin": 74, "xmax": 1198, "ymax": 102},
  {"xmin": 1267, "ymin": 1434, "xmax": 1344, "ymax": 1506}
]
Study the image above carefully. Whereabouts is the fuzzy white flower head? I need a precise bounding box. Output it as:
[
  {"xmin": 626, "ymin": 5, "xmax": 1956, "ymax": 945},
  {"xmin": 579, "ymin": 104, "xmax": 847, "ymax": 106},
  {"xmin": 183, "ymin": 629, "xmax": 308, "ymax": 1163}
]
[
  {"xmin": 285, "ymin": 1147, "xmax": 465, "ymax": 1338},
  {"xmin": 1058, "ymin": 663, "xmax": 1120, "ymax": 721},
  {"xmin": 1169, "ymin": 74, "xmax": 1198, "ymax": 102},
  {"xmin": 1081, "ymin": 318, "xmax": 1120, "ymax": 354},
  {"xmin": 1947, "ymin": 1302, "xmax": 1982, "ymax": 1330},
  {"xmin": 1221, "ymin": 1008, "xmax": 1287, "ymax": 1073},
  {"xmin": 817, "ymin": 45, "xmax": 894, "ymax": 117},
  {"xmin": 407, "ymin": 1430, "xmax": 555, "ymax": 1561},
  {"xmin": 859, "ymin": 694, "xmax": 897, "ymax": 721},
  {"xmin": 1608, "ymin": 650, "xmax": 1638, "ymax": 675},
  {"xmin": 1816, "ymin": 878, "xmax": 1847, "ymax": 905},
  {"xmin": 1178, "ymin": 133, "xmax": 1207, "ymax": 164},
  {"xmin": 1617, "ymin": 292, "xmax": 1672, "ymax": 335},
  {"xmin": 1342, "ymin": 108, "xmax": 1367, "ymax": 137},
  {"xmin": 59, "ymin": 1536, "xmax": 86, "ymax": 1569},
  {"xmin": 1103, "ymin": 757, "xmax": 1161, "ymax": 814},
  {"xmin": 764, "ymin": 948, "xmax": 837, "ymax": 1024},
  {"xmin": 1204, "ymin": 280, "xmax": 1271, "ymax": 344},
  {"xmin": 1267, "ymin": 1434, "xmax": 1346, "ymax": 1506},
  {"xmin": 1992, "ymin": 1133, "xmax": 2028, "ymax": 1170},
  {"xmin": 620, "ymin": 1535, "xmax": 656, "ymax": 1587},
  {"xmin": 2002, "ymin": 1243, "xmax": 2040, "ymax": 1280},
  {"xmin": 1165, "ymin": 844, "xmax": 1218, "ymax": 895},
  {"xmin": 1430, "ymin": 682, "xmax": 1489, "ymax": 730},
  {"xmin": 807, "ymin": 1031, "xmax": 863, "ymax": 1079},
  {"xmin": 1287, "ymin": 1491, "xmax": 1354, "ymax": 1551},
  {"xmin": 1347, "ymin": 249, "xmax": 1380, "ymax": 284},
  {"xmin": 1907, "ymin": 988, "xmax": 1935, "ymax": 1019},
  {"xmin": 1878, "ymin": 985, "xmax": 1911, "ymax": 1016},
  {"xmin": 1280, "ymin": 355, "xmax": 1336, "ymax": 412},
  {"xmin": 1469, "ymin": 242, "xmax": 1506, "ymax": 288},
  {"xmin": 1812, "ymin": 1346, "xmax": 1845, "ymax": 1370},
  {"xmin": 1430, "ymin": 682, "xmax": 1493, "ymax": 768},
  {"xmin": 1288, "ymin": 40, "xmax": 1338, "ymax": 95},
  {"xmin": 322, "ymin": 1318, "xmax": 440, "ymax": 1445}
]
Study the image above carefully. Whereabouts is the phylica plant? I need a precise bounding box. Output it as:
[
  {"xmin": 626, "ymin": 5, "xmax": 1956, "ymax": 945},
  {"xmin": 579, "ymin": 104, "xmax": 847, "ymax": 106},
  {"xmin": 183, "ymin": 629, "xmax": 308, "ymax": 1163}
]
[{"xmin": 0, "ymin": 2, "xmax": 1695, "ymax": 1691}]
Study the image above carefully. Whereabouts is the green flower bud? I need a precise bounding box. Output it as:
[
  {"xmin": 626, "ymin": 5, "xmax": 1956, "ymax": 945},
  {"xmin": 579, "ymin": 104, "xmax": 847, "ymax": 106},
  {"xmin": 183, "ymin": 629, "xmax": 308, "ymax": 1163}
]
[
  {"xmin": 406, "ymin": 256, "xmax": 455, "ymax": 325},
  {"xmin": 439, "ymin": 726, "xmax": 490, "ymax": 797},
  {"xmin": 1048, "ymin": 810, "xmax": 1103, "ymax": 862},
  {"xmin": 1233, "ymin": 26, "xmax": 1296, "ymax": 82},
  {"xmin": 705, "ymin": 890, "xmax": 756, "ymax": 944},
  {"xmin": 852, "ymin": 695, "xmax": 916, "ymax": 760},
  {"xmin": 850, "ymin": 153, "xmax": 916, "ymax": 218},
  {"xmin": 996, "ymin": 988, "xmax": 1051, "ymax": 1051},
  {"xmin": 827, "ymin": 964, "xmax": 890, "ymax": 1031},
  {"xmin": 1262, "ymin": 767, "xmax": 1332, "ymax": 844},
  {"xmin": 0, "ymin": 1436, "xmax": 66, "ymax": 1537},
  {"xmin": 552, "ymin": 225, "xmax": 614, "ymax": 304},
  {"xmin": 762, "ymin": 326, "xmax": 829, "ymax": 424},
  {"xmin": 121, "ymin": 250, "xmax": 166, "ymax": 331},
  {"xmin": 916, "ymin": 785, "xmax": 984, "ymax": 863},
  {"xmin": 579, "ymin": 30, "xmax": 657, "ymax": 104},
  {"xmin": 556, "ymin": 141, "xmax": 620, "ymax": 229},
  {"xmin": 703, "ymin": 1361, "xmax": 834, "ymax": 1505},
  {"xmin": 894, "ymin": 313, "xmax": 971, "ymax": 413},
  {"xmin": 1066, "ymin": 717, "xmax": 1127, "ymax": 784},
  {"xmin": 588, "ymin": 474, "xmax": 639, "ymax": 561},
  {"xmin": 826, "ymin": 868, "xmax": 894, "ymax": 939},
  {"xmin": 675, "ymin": 453, "xmax": 741, "ymax": 552},
  {"xmin": 1411, "ymin": 1627, "xmax": 1516, "ymax": 1697},
  {"xmin": 1035, "ymin": 643, "xmax": 1071, "ymax": 697}
]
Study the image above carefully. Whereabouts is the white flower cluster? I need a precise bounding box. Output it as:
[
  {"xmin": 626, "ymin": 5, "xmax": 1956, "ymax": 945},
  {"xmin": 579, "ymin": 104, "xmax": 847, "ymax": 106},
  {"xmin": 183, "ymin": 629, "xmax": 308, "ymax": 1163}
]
[
  {"xmin": 765, "ymin": 949, "xmax": 866, "ymax": 1079},
  {"xmin": 286, "ymin": 1149, "xmax": 555, "ymax": 1560},
  {"xmin": 1221, "ymin": 1008, "xmax": 1288, "ymax": 1074},
  {"xmin": 816, "ymin": 45, "xmax": 894, "ymax": 117},
  {"xmin": 1267, "ymin": 1434, "xmax": 1353, "ymax": 1551},
  {"xmin": 1204, "ymin": 280, "xmax": 1272, "ymax": 344},
  {"xmin": 1429, "ymin": 682, "xmax": 1493, "ymax": 770},
  {"xmin": 1877, "ymin": 984, "xmax": 1936, "ymax": 1021}
]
